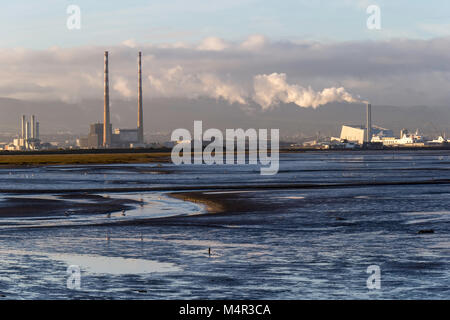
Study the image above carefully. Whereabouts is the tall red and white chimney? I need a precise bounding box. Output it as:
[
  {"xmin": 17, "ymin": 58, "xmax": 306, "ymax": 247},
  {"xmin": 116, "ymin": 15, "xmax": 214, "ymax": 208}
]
[
  {"xmin": 137, "ymin": 52, "xmax": 144, "ymax": 144},
  {"xmin": 103, "ymin": 51, "xmax": 111, "ymax": 147}
]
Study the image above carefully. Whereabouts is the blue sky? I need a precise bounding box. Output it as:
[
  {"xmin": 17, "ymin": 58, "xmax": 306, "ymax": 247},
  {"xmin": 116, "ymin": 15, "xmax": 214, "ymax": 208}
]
[
  {"xmin": 1, "ymin": 1, "xmax": 450, "ymax": 133},
  {"xmin": 1, "ymin": 0, "xmax": 450, "ymax": 48}
]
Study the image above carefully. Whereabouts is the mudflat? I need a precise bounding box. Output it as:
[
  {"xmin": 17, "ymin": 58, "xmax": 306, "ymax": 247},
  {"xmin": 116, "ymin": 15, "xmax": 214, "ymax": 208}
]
[{"xmin": 0, "ymin": 152, "xmax": 171, "ymax": 166}]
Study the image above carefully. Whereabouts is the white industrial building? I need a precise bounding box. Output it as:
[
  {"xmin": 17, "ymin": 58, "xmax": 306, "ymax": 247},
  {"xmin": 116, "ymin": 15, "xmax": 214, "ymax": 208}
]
[
  {"xmin": 340, "ymin": 125, "xmax": 394, "ymax": 145},
  {"xmin": 371, "ymin": 129, "xmax": 424, "ymax": 146},
  {"xmin": 340, "ymin": 125, "xmax": 366, "ymax": 144},
  {"xmin": 427, "ymin": 136, "xmax": 449, "ymax": 144},
  {"xmin": 339, "ymin": 103, "xmax": 376, "ymax": 145},
  {"xmin": 5, "ymin": 115, "xmax": 41, "ymax": 150}
]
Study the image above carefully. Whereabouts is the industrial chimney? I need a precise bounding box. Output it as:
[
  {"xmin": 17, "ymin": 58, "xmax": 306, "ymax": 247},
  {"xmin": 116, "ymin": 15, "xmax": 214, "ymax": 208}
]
[
  {"xmin": 21, "ymin": 115, "xmax": 26, "ymax": 140},
  {"xmin": 35, "ymin": 122, "xmax": 40, "ymax": 140},
  {"xmin": 366, "ymin": 103, "xmax": 372, "ymax": 143},
  {"xmin": 137, "ymin": 52, "xmax": 144, "ymax": 144},
  {"xmin": 26, "ymin": 121, "xmax": 31, "ymax": 140},
  {"xmin": 31, "ymin": 115, "xmax": 36, "ymax": 139},
  {"xmin": 103, "ymin": 51, "xmax": 111, "ymax": 147}
]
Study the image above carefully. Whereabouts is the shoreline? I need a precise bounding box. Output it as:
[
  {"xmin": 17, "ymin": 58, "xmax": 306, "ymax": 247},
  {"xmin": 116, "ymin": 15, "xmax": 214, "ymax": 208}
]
[
  {"xmin": 167, "ymin": 190, "xmax": 291, "ymax": 216},
  {"xmin": 0, "ymin": 178, "xmax": 449, "ymax": 194},
  {"xmin": 0, "ymin": 152, "xmax": 171, "ymax": 167},
  {"xmin": 1, "ymin": 148, "xmax": 450, "ymax": 166},
  {"xmin": 0, "ymin": 193, "xmax": 141, "ymax": 219},
  {"xmin": 169, "ymin": 192, "xmax": 226, "ymax": 214}
]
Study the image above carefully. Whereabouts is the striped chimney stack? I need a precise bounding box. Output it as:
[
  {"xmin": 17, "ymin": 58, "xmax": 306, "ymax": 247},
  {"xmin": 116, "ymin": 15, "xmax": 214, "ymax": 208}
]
[
  {"xmin": 137, "ymin": 52, "xmax": 144, "ymax": 144},
  {"xmin": 103, "ymin": 51, "xmax": 111, "ymax": 147}
]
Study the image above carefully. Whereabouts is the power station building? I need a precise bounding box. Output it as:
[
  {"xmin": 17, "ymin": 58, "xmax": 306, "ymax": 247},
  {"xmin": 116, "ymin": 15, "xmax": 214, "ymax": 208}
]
[
  {"xmin": 10, "ymin": 115, "xmax": 41, "ymax": 150},
  {"xmin": 79, "ymin": 51, "xmax": 145, "ymax": 149},
  {"xmin": 339, "ymin": 103, "xmax": 393, "ymax": 145},
  {"xmin": 340, "ymin": 125, "xmax": 393, "ymax": 145},
  {"xmin": 339, "ymin": 104, "xmax": 431, "ymax": 147},
  {"xmin": 340, "ymin": 125, "xmax": 366, "ymax": 144},
  {"xmin": 86, "ymin": 123, "xmax": 104, "ymax": 148},
  {"xmin": 371, "ymin": 128, "xmax": 424, "ymax": 146}
]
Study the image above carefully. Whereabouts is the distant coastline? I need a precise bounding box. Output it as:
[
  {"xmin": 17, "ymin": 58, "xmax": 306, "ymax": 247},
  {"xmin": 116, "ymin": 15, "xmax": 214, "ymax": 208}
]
[
  {"xmin": 0, "ymin": 150, "xmax": 172, "ymax": 166},
  {"xmin": 0, "ymin": 146, "xmax": 450, "ymax": 166}
]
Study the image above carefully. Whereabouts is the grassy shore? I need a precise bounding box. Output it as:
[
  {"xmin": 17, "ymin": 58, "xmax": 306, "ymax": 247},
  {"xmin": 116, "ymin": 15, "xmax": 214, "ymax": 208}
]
[
  {"xmin": 0, "ymin": 152, "xmax": 171, "ymax": 166},
  {"xmin": 1, "ymin": 146, "xmax": 449, "ymax": 166}
]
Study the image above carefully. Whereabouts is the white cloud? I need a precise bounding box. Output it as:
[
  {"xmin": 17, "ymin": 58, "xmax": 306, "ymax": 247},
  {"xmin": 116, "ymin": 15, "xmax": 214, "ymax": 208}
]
[
  {"xmin": 342, "ymin": 0, "xmax": 373, "ymax": 9},
  {"xmin": 122, "ymin": 39, "xmax": 138, "ymax": 48},
  {"xmin": 240, "ymin": 35, "xmax": 267, "ymax": 50},
  {"xmin": 113, "ymin": 76, "xmax": 133, "ymax": 98},
  {"xmin": 419, "ymin": 23, "xmax": 450, "ymax": 37},
  {"xmin": 197, "ymin": 37, "xmax": 229, "ymax": 51},
  {"xmin": 1, "ymin": 36, "xmax": 450, "ymax": 108}
]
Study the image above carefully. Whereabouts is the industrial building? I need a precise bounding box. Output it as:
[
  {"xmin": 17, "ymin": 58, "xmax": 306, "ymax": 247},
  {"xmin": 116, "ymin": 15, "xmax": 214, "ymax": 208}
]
[
  {"xmin": 428, "ymin": 136, "xmax": 449, "ymax": 144},
  {"xmin": 338, "ymin": 103, "xmax": 434, "ymax": 147},
  {"xmin": 78, "ymin": 51, "xmax": 145, "ymax": 149},
  {"xmin": 4, "ymin": 115, "xmax": 41, "ymax": 150},
  {"xmin": 339, "ymin": 103, "xmax": 394, "ymax": 145},
  {"xmin": 371, "ymin": 129, "xmax": 425, "ymax": 146},
  {"xmin": 339, "ymin": 103, "xmax": 373, "ymax": 144},
  {"xmin": 340, "ymin": 125, "xmax": 394, "ymax": 145},
  {"xmin": 339, "ymin": 125, "xmax": 366, "ymax": 144}
]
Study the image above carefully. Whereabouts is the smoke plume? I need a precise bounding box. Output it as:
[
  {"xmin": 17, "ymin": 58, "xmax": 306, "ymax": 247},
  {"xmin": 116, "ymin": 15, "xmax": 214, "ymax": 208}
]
[
  {"xmin": 147, "ymin": 68, "xmax": 363, "ymax": 109},
  {"xmin": 148, "ymin": 65, "xmax": 247, "ymax": 105},
  {"xmin": 253, "ymin": 73, "xmax": 362, "ymax": 109}
]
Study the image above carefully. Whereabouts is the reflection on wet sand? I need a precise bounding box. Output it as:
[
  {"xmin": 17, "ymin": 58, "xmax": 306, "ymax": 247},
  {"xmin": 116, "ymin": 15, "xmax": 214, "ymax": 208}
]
[
  {"xmin": 0, "ymin": 192, "xmax": 204, "ymax": 229},
  {"xmin": 0, "ymin": 151, "xmax": 449, "ymax": 299}
]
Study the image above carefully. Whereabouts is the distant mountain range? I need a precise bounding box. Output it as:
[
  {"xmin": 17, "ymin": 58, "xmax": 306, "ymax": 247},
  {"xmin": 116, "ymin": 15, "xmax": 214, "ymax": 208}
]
[{"xmin": 0, "ymin": 97, "xmax": 448, "ymax": 139}]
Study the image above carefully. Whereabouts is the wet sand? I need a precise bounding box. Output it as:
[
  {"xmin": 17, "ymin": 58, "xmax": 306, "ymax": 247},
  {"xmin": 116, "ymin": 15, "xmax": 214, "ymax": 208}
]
[
  {"xmin": 1, "ymin": 178, "xmax": 449, "ymax": 194},
  {"xmin": 0, "ymin": 152, "xmax": 449, "ymax": 299},
  {"xmin": 168, "ymin": 191, "xmax": 267, "ymax": 215},
  {"xmin": 169, "ymin": 192, "xmax": 226, "ymax": 213},
  {"xmin": 0, "ymin": 193, "xmax": 142, "ymax": 218},
  {"xmin": 2, "ymin": 177, "xmax": 450, "ymax": 220}
]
